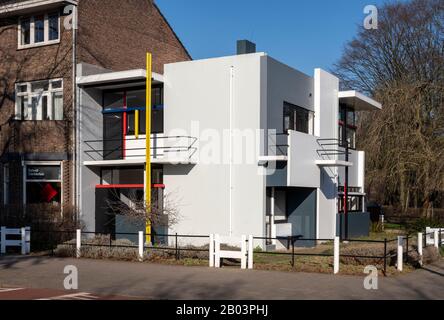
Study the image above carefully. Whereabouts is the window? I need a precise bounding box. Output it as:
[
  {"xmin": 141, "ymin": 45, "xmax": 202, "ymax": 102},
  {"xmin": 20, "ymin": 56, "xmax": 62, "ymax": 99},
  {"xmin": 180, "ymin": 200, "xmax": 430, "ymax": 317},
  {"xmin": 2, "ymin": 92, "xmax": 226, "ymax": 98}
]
[
  {"xmin": 25, "ymin": 164, "xmax": 62, "ymax": 205},
  {"xmin": 18, "ymin": 12, "xmax": 60, "ymax": 48},
  {"xmin": 283, "ymin": 102, "xmax": 314, "ymax": 135},
  {"xmin": 339, "ymin": 104, "xmax": 357, "ymax": 149},
  {"xmin": 338, "ymin": 195, "xmax": 363, "ymax": 213},
  {"xmin": 15, "ymin": 79, "xmax": 63, "ymax": 121}
]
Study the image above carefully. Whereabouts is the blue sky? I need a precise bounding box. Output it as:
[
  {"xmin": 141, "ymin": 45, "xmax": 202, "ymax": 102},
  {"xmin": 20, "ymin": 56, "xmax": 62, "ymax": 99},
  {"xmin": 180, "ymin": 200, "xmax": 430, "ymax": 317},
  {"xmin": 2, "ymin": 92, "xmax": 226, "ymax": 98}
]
[{"xmin": 156, "ymin": 0, "xmax": 396, "ymax": 75}]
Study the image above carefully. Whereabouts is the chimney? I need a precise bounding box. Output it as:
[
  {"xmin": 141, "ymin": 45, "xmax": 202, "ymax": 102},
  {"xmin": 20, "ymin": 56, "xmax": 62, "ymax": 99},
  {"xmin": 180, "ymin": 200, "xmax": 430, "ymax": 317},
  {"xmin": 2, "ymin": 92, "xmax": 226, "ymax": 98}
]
[{"xmin": 237, "ymin": 40, "xmax": 256, "ymax": 55}]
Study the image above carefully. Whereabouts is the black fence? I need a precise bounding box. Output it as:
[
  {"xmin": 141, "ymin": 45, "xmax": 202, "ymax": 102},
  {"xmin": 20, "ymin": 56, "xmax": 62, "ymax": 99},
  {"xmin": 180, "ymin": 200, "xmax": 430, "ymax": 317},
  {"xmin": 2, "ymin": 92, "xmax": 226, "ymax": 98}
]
[{"xmin": 25, "ymin": 229, "xmax": 443, "ymax": 276}]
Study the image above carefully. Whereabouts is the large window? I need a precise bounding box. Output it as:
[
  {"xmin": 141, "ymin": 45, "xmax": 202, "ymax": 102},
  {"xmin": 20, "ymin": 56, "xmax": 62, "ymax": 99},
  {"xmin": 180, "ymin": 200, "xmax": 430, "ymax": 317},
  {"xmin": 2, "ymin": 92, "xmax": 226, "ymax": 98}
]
[
  {"xmin": 283, "ymin": 102, "xmax": 314, "ymax": 135},
  {"xmin": 15, "ymin": 79, "xmax": 63, "ymax": 121},
  {"xmin": 25, "ymin": 163, "xmax": 62, "ymax": 205},
  {"xmin": 338, "ymin": 195, "xmax": 363, "ymax": 213},
  {"xmin": 18, "ymin": 12, "xmax": 60, "ymax": 48},
  {"xmin": 338, "ymin": 104, "xmax": 357, "ymax": 149}
]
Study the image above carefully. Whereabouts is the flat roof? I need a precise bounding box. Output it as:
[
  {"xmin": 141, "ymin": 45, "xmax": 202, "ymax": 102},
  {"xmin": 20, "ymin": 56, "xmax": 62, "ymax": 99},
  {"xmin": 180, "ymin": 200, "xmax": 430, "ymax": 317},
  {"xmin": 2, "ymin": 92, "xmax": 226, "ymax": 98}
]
[
  {"xmin": 338, "ymin": 91, "xmax": 382, "ymax": 111},
  {"xmin": 0, "ymin": 0, "xmax": 77, "ymax": 17},
  {"xmin": 76, "ymin": 69, "xmax": 164, "ymax": 88}
]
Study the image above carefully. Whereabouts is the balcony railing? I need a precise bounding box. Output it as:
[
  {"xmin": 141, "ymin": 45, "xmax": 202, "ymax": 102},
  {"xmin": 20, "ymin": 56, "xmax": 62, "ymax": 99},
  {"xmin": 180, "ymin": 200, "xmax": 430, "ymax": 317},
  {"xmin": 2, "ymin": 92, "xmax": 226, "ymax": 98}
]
[
  {"xmin": 316, "ymin": 138, "xmax": 351, "ymax": 158},
  {"xmin": 83, "ymin": 136, "xmax": 198, "ymax": 162},
  {"xmin": 268, "ymin": 133, "xmax": 289, "ymax": 157}
]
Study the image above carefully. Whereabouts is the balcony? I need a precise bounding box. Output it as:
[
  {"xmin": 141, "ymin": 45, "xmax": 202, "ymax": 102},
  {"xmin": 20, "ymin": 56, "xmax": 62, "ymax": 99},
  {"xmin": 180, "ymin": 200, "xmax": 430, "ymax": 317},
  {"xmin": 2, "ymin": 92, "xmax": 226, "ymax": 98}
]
[{"xmin": 82, "ymin": 135, "xmax": 198, "ymax": 166}]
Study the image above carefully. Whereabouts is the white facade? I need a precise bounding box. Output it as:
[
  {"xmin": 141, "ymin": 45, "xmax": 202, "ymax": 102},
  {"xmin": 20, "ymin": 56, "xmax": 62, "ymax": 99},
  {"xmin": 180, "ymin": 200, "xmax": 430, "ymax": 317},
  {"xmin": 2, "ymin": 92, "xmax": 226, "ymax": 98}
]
[{"xmin": 77, "ymin": 51, "xmax": 381, "ymax": 247}]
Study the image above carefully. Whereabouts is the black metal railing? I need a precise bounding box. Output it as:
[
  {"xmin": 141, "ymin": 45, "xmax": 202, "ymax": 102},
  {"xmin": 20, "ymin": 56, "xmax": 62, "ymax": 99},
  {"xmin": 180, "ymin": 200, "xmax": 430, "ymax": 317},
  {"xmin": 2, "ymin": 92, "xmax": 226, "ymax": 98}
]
[{"xmin": 83, "ymin": 135, "xmax": 198, "ymax": 161}]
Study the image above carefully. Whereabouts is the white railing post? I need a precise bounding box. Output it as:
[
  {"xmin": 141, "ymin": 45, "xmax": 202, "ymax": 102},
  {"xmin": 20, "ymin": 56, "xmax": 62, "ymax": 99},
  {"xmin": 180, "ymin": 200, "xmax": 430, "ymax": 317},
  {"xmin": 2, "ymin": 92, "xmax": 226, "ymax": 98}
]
[
  {"xmin": 240, "ymin": 235, "xmax": 247, "ymax": 270},
  {"xmin": 138, "ymin": 231, "xmax": 144, "ymax": 261},
  {"xmin": 434, "ymin": 230, "xmax": 439, "ymax": 249},
  {"xmin": 0, "ymin": 226, "xmax": 5, "ymax": 254},
  {"xmin": 248, "ymin": 235, "xmax": 253, "ymax": 270},
  {"xmin": 20, "ymin": 227, "xmax": 26, "ymax": 255},
  {"xmin": 397, "ymin": 236, "xmax": 404, "ymax": 272},
  {"xmin": 334, "ymin": 236, "xmax": 340, "ymax": 274},
  {"xmin": 76, "ymin": 229, "xmax": 81, "ymax": 258},
  {"xmin": 215, "ymin": 234, "xmax": 220, "ymax": 268},
  {"xmin": 25, "ymin": 227, "xmax": 31, "ymax": 254},
  {"xmin": 209, "ymin": 234, "xmax": 214, "ymax": 267},
  {"xmin": 417, "ymin": 232, "xmax": 423, "ymax": 266}
]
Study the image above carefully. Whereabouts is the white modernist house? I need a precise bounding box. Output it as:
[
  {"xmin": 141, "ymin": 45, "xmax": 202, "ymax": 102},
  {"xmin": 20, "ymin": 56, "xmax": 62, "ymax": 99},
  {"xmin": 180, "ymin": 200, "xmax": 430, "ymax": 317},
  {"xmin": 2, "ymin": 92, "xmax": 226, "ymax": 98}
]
[{"xmin": 77, "ymin": 43, "xmax": 381, "ymax": 248}]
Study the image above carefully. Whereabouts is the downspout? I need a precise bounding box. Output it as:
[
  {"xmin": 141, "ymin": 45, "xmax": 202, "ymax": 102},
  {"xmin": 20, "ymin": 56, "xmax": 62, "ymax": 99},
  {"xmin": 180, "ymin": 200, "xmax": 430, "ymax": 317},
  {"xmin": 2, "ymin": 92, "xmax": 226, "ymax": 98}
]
[{"xmin": 71, "ymin": 3, "xmax": 78, "ymax": 224}]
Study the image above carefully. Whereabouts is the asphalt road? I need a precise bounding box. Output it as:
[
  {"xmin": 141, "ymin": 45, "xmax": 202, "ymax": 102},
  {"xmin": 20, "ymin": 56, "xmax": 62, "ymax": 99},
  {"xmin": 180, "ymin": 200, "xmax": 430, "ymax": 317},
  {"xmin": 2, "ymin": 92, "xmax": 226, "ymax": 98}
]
[{"xmin": 0, "ymin": 256, "xmax": 443, "ymax": 300}]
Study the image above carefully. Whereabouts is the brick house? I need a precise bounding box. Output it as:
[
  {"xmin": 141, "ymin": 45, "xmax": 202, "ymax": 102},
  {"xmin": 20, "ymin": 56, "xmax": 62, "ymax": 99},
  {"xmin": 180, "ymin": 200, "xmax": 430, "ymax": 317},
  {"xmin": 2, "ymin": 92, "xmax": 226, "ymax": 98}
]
[{"xmin": 0, "ymin": 0, "xmax": 190, "ymax": 226}]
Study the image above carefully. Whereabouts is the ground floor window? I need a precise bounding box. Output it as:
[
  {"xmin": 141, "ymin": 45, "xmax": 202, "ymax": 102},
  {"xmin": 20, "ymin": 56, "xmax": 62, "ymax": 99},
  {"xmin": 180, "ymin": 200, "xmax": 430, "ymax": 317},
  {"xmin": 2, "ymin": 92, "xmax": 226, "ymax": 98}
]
[
  {"xmin": 338, "ymin": 194, "xmax": 363, "ymax": 213},
  {"xmin": 24, "ymin": 163, "xmax": 62, "ymax": 205}
]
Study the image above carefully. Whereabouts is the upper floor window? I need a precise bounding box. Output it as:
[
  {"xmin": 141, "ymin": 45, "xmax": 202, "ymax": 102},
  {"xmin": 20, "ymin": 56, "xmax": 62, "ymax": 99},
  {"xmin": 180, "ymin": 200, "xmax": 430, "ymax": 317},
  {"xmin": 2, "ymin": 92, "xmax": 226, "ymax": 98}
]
[
  {"xmin": 15, "ymin": 79, "xmax": 63, "ymax": 121},
  {"xmin": 18, "ymin": 12, "xmax": 60, "ymax": 49},
  {"xmin": 283, "ymin": 102, "xmax": 314, "ymax": 135},
  {"xmin": 338, "ymin": 104, "xmax": 357, "ymax": 149}
]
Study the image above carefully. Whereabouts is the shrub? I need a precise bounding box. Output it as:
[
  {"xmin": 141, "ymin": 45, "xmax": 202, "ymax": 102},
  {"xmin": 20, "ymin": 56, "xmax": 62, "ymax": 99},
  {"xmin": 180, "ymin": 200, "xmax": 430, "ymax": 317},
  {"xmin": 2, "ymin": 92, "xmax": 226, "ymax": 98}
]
[{"xmin": 406, "ymin": 217, "xmax": 443, "ymax": 233}]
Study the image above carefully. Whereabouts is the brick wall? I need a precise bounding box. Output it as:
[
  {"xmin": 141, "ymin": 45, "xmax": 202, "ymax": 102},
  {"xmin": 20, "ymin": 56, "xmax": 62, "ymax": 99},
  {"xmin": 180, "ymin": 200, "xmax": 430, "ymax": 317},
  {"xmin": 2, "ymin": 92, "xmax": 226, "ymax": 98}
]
[{"xmin": 77, "ymin": 0, "xmax": 191, "ymax": 73}]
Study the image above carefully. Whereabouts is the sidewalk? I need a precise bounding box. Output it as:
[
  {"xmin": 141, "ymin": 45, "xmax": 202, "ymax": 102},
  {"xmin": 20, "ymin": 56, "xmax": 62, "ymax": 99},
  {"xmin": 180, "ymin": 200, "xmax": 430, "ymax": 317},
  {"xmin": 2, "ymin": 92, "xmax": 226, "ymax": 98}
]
[{"xmin": 0, "ymin": 256, "xmax": 443, "ymax": 300}]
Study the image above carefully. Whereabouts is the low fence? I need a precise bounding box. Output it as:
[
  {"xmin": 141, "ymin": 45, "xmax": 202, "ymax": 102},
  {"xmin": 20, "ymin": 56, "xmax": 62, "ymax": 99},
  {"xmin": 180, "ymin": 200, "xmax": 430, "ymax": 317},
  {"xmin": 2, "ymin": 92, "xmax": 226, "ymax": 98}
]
[
  {"xmin": 0, "ymin": 226, "xmax": 31, "ymax": 254},
  {"xmin": 23, "ymin": 227, "xmax": 444, "ymax": 275}
]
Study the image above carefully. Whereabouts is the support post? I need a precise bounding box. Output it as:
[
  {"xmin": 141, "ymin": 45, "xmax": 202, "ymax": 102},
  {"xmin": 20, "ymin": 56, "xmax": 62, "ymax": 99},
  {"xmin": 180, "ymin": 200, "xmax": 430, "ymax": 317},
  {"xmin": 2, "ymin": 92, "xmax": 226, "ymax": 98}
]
[
  {"xmin": 434, "ymin": 230, "xmax": 439, "ymax": 248},
  {"xmin": 334, "ymin": 236, "xmax": 340, "ymax": 274},
  {"xmin": 76, "ymin": 229, "xmax": 81, "ymax": 258},
  {"xmin": 397, "ymin": 236, "xmax": 403, "ymax": 272},
  {"xmin": 209, "ymin": 234, "xmax": 214, "ymax": 267},
  {"xmin": 418, "ymin": 233, "xmax": 423, "ymax": 266},
  {"xmin": 383, "ymin": 238, "xmax": 387, "ymax": 276},
  {"xmin": 26, "ymin": 227, "xmax": 31, "ymax": 254},
  {"xmin": 138, "ymin": 231, "xmax": 144, "ymax": 262},
  {"xmin": 0, "ymin": 227, "xmax": 5, "ymax": 254},
  {"xmin": 248, "ymin": 235, "xmax": 253, "ymax": 270},
  {"xmin": 215, "ymin": 234, "xmax": 220, "ymax": 268},
  {"xmin": 21, "ymin": 227, "xmax": 26, "ymax": 255},
  {"xmin": 240, "ymin": 235, "xmax": 247, "ymax": 269}
]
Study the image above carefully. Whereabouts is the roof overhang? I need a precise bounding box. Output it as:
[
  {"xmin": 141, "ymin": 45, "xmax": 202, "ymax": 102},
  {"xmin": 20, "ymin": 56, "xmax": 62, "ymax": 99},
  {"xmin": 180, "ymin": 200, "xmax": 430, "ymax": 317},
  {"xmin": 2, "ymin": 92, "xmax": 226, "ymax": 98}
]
[
  {"xmin": 338, "ymin": 91, "xmax": 382, "ymax": 111},
  {"xmin": 0, "ymin": 0, "xmax": 77, "ymax": 17},
  {"xmin": 83, "ymin": 157, "xmax": 197, "ymax": 167},
  {"xmin": 76, "ymin": 69, "xmax": 164, "ymax": 89}
]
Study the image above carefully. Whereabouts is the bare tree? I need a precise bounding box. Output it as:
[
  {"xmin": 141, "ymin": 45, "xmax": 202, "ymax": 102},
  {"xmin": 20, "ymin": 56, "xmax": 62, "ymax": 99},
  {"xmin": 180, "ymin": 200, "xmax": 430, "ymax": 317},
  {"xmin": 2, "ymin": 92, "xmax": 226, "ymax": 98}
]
[
  {"xmin": 105, "ymin": 190, "xmax": 182, "ymax": 231},
  {"xmin": 334, "ymin": 0, "xmax": 444, "ymax": 216}
]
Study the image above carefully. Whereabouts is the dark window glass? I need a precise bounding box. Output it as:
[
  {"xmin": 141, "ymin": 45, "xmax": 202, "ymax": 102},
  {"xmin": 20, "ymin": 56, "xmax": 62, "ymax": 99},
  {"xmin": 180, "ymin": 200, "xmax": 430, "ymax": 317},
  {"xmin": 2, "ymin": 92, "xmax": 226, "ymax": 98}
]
[
  {"xmin": 21, "ymin": 19, "xmax": 31, "ymax": 45},
  {"xmin": 127, "ymin": 111, "xmax": 136, "ymax": 135},
  {"xmin": 103, "ymin": 91, "xmax": 124, "ymax": 110},
  {"xmin": 283, "ymin": 102, "xmax": 309, "ymax": 134},
  {"xmin": 34, "ymin": 15, "xmax": 44, "ymax": 43},
  {"xmin": 26, "ymin": 182, "xmax": 61, "ymax": 204},
  {"xmin": 127, "ymin": 90, "xmax": 145, "ymax": 109},
  {"xmin": 48, "ymin": 13, "xmax": 59, "ymax": 40}
]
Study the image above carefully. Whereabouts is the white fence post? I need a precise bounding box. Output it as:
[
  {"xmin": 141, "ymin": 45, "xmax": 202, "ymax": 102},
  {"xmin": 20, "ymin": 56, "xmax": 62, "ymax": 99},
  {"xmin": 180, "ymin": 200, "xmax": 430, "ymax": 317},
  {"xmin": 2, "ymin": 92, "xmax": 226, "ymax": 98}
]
[
  {"xmin": 248, "ymin": 235, "xmax": 253, "ymax": 270},
  {"xmin": 397, "ymin": 236, "xmax": 404, "ymax": 272},
  {"xmin": 138, "ymin": 231, "xmax": 144, "ymax": 261},
  {"xmin": 209, "ymin": 234, "xmax": 214, "ymax": 267},
  {"xmin": 76, "ymin": 229, "xmax": 81, "ymax": 258},
  {"xmin": 334, "ymin": 237, "xmax": 340, "ymax": 274},
  {"xmin": 20, "ymin": 227, "xmax": 26, "ymax": 255},
  {"xmin": 25, "ymin": 227, "xmax": 31, "ymax": 254},
  {"xmin": 0, "ymin": 226, "xmax": 5, "ymax": 254},
  {"xmin": 215, "ymin": 234, "xmax": 220, "ymax": 268},
  {"xmin": 240, "ymin": 235, "xmax": 247, "ymax": 270},
  {"xmin": 434, "ymin": 230, "xmax": 439, "ymax": 248},
  {"xmin": 417, "ymin": 232, "xmax": 423, "ymax": 266}
]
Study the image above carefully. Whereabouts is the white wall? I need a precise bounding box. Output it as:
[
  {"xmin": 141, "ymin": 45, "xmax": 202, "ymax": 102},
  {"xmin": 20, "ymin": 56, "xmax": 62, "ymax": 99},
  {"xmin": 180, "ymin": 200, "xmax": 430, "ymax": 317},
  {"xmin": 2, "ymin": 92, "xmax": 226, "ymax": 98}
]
[
  {"xmin": 314, "ymin": 69, "xmax": 339, "ymax": 239},
  {"xmin": 163, "ymin": 53, "xmax": 267, "ymax": 244}
]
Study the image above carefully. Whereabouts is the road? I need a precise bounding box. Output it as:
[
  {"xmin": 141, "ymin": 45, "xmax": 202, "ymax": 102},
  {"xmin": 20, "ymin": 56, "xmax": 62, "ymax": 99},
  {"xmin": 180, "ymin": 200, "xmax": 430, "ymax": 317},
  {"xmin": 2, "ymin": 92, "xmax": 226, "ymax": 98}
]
[{"xmin": 0, "ymin": 256, "xmax": 443, "ymax": 300}]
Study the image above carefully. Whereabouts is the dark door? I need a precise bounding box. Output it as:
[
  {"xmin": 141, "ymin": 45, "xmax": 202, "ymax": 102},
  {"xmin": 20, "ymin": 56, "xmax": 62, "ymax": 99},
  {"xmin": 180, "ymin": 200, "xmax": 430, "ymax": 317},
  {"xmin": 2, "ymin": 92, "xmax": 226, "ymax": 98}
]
[{"xmin": 103, "ymin": 113, "xmax": 123, "ymax": 160}]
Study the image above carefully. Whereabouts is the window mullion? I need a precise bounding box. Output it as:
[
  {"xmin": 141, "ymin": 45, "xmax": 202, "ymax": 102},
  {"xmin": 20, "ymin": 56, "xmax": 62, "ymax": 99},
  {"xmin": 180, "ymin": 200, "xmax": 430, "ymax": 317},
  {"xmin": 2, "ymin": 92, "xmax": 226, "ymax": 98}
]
[{"xmin": 30, "ymin": 16, "xmax": 35, "ymax": 45}]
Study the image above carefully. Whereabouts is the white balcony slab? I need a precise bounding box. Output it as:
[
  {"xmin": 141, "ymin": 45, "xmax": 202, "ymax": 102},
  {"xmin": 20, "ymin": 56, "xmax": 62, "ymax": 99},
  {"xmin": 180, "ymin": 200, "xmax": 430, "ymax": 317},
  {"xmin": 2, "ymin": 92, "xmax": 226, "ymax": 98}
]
[
  {"xmin": 315, "ymin": 159, "xmax": 353, "ymax": 167},
  {"xmin": 83, "ymin": 157, "xmax": 197, "ymax": 167},
  {"xmin": 258, "ymin": 155, "xmax": 288, "ymax": 165}
]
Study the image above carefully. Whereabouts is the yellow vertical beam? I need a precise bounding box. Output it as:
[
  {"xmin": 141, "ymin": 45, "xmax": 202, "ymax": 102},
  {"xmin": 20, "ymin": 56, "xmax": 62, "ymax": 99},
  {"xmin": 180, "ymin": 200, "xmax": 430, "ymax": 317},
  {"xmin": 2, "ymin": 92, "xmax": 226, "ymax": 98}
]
[
  {"xmin": 145, "ymin": 53, "xmax": 152, "ymax": 243},
  {"xmin": 135, "ymin": 110, "xmax": 139, "ymax": 139}
]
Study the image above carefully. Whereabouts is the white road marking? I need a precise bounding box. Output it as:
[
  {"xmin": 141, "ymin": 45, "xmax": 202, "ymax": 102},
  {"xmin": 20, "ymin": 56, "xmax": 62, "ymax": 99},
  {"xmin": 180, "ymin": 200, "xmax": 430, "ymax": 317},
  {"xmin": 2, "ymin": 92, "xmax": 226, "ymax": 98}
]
[
  {"xmin": 36, "ymin": 292, "xmax": 100, "ymax": 300},
  {"xmin": 0, "ymin": 288, "xmax": 24, "ymax": 293}
]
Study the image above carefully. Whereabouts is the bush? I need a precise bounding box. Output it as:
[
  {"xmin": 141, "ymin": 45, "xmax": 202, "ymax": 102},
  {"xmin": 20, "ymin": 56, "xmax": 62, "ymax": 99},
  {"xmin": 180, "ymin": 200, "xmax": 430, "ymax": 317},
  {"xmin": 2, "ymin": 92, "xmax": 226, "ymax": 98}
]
[{"xmin": 406, "ymin": 217, "xmax": 443, "ymax": 233}]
